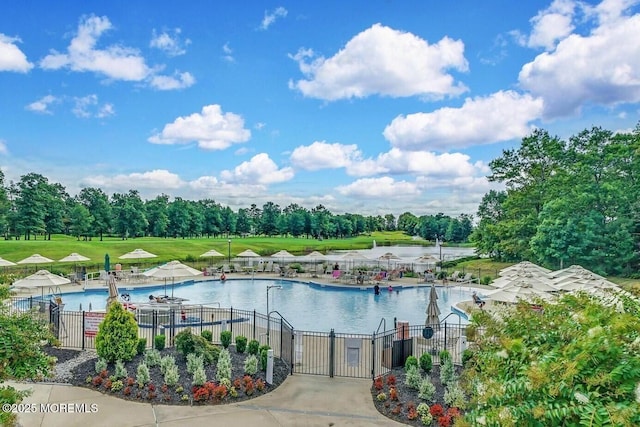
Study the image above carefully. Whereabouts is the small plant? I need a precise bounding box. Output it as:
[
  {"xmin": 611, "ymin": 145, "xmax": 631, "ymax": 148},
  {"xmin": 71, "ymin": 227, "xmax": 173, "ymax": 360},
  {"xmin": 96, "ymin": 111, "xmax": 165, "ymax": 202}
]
[
  {"xmin": 92, "ymin": 376, "xmax": 103, "ymax": 387},
  {"xmin": 136, "ymin": 363, "xmax": 150, "ymax": 387},
  {"xmin": 255, "ymin": 378, "xmax": 265, "ymax": 391},
  {"xmin": 147, "ymin": 391, "xmax": 156, "ymax": 400},
  {"xmin": 181, "ymin": 394, "xmax": 189, "ymax": 402},
  {"xmin": 418, "ymin": 377, "xmax": 436, "ymax": 402},
  {"xmin": 230, "ymin": 387, "xmax": 238, "ymax": 398},
  {"xmin": 440, "ymin": 357, "xmax": 456, "ymax": 386},
  {"xmin": 373, "ymin": 376, "xmax": 384, "ymax": 391},
  {"xmin": 443, "ymin": 382, "xmax": 467, "ymax": 409},
  {"xmin": 220, "ymin": 330, "xmax": 232, "ymax": 348},
  {"xmin": 389, "ymin": 387, "xmax": 398, "ymax": 401},
  {"xmin": 392, "ymin": 403, "xmax": 402, "ymax": 415},
  {"xmin": 235, "ymin": 335, "xmax": 248, "ymax": 353},
  {"xmin": 164, "ymin": 365, "xmax": 180, "ymax": 387},
  {"xmin": 85, "ymin": 375, "xmax": 92, "ymax": 384},
  {"xmin": 212, "ymin": 384, "xmax": 228, "ymax": 400},
  {"xmin": 95, "ymin": 358, "xmax": 108, "ymax": 374},
  {"xmin": 144, "ymin": 348, "xmax": 162, "ymax": 367},
  {"xmin": 216, "ymin": 348, "xmax": 232, "ymax": 382},
  {"xmin": 161, "ymin": 384, "xmax": 168, "ymax": 393},
  {"xmin": 247, "ymin": 339, "xmax": 260, "ymax": 355},
  {"xmin": 219, "ymin": 378, "xmax": 232, "ymax": 389},
  {"xmin": 160, "ymin": 355, "xmax": 176, "ymax": 375},
  {"xmin": 123, "ymin": 386, "xmax": 132, "ymax": 396},
  {"xmin": 407, "ymin": 407, "xmax": 418, "ymax": 420},
  {"xmin": 386, "ymin": 374, "xmax": 397, "ymax": 386},
  {"xmin": 405, "ymin": 364, "xmax": 422, "ymax": 389},
  {"xmin": 154, "ymin": 334, "xmax": 166, "ymax": 351},
  {"xmin": 419, "ymin": 352, "xmax": 433, "ymax": 373},
  {"xmin": 104, "ymin": 378, "xmax": 113, "ymax": 390},
  {"xmin": 377, "ymin": 392, "xmax": 387, "ymax": 401},
  {"xmin": 111, "ymin": 380, "xmax": 123, "ymax": 392},
  {"xmin": 259, "ymin": 345, "xmax": 270, "ymax": 371},
  {"xmin": 243, "ymin": 354, "xmax": 259, "ymax": 375},
  {"xmin": 430, "ymin": 403, "xmax": 445, "ymax": 417},
  {"xmin": 192, "ymin": 365, "xmax": 207, "ymax": 386},
  {"xmin": 186, "ymin": 353, "xmax": 204, "ymax": 374},
  {"xmin": 136, "ymin": 338, "xmax": 147, "ymax": 355},
  {"xmin": 147, "ymin": 383, "xmax": 156, "ymax": 392},
  {"xmin": 126, "ymin": 377, "xmax": 135, "ymax": 387},
  {"xmin": 201, "ymin": 330, "xmax": 213, "ymax": 342},
  {"xmin": 405, "ymin": 355, "xmax": 419, "ymax": 371},
  {"xmin": 99, "ymin": 369, "xmax": 108, "ymax": 379},
  {"xmin": 461, "ymin": 348, "xmax": 475, "ymax": 367},
  {"xmin": 115, "ymin": 360, "xmax": 128, "ymax": 379},
  {"xmin": 439, "ymin": 349, "xmax": 451, "ymax": 363},
  {"xmin": 175, "ymin": 385, "xmax": 184, "ymax": 393}
]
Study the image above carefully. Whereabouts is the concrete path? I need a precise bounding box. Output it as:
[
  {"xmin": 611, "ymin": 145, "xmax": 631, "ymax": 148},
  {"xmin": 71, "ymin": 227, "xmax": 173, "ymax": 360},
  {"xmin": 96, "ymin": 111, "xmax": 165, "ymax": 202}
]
[{"xmin": 12, "ymin": 375, "xmax": 404, "ymax": 427}]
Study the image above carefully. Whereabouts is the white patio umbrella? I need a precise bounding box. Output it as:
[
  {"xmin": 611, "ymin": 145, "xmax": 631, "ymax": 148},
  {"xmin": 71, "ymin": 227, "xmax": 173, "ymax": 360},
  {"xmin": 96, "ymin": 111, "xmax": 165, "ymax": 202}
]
[
  {"xmin": 0, "ymin": 257, "xmax": 16, "ymax": 267},
  {"xmin": 17, "ymin": 253, "xmax": 54, "ymax": 265},
  {"xmin": 425, "ymin": 284, "xmax": 441, "ymax": 330},
  {"xmin": 553, "ymin": 274, "xmax": 619, "ymax": 292},
  {"xmin": 490, "ymin": 271, "xmax": 558, "ymax": 291},
  {"xmin": 303, "ymin": 250, "xmax": 327, "ymax": 260},
  {"xmin": 499, "ymin": 261, "xmax": 551, "ymax": 277},
  {"xmin": 484, "ymin": 281, "xmax": 556, "ymax": 304},
  {"xmin": 200, "ymin": 249, "xmax": 225, "ymax": 258},
  {"xmin": 11, "ymin": 269, "xmax": 71, "ymax": 299},
  {"xmin": 59, "ymin": 252, "xmax": 91, "ymax": 262},
  {"xmin": 378, "ymin": 252, "xmax": 400, "ymax": 268},
  {"xmin": 143, "ymin": 260, "xmax": 203, "ymax": 297},
  {"xmin": 119, "ymin": 248, "xmax": 157, "ymax": 259},
  {"xmin": 271, "ymin": 249, "xmax": 295, "ymax": 259},
  {"xmin": 236, "ymin": 249, "xmax": 261, "ymax": 258},
  {"xmin": 341, "ymin": 251, "xmax": 370, "ymax": 272}
]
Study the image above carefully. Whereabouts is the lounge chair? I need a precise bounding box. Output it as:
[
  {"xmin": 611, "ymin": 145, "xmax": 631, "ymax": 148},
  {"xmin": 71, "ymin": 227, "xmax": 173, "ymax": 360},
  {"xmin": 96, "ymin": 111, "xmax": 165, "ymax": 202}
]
[
  {"xmin": 457, "ymin": 273, "xmax": 473, "ymax": 283},
  {"xmin": 222, "ymin": 264, "xmax": 231, "ymax": 274},
  {"xmin": 447, "ymin": 271, "xmax": 460, "ymax": 282}
]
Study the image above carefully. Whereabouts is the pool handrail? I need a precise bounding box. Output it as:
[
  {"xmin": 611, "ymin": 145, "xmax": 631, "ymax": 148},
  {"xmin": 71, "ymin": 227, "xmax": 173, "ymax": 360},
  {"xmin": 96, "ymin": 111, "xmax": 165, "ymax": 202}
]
[
  {"xmin": 375, "ymin": 317, "xmax": 386, "ymax": 334},
  {"xmin": 440, "ymin": 312, "xmax": 463, "ymax": 328}
]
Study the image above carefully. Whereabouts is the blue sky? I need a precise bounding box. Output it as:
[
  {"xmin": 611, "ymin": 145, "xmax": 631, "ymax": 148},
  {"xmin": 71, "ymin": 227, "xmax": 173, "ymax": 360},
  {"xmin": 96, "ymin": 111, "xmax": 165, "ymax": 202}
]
[{"xmin": 1, "ymin": 0, "xmax": 639, "ymax": 217}]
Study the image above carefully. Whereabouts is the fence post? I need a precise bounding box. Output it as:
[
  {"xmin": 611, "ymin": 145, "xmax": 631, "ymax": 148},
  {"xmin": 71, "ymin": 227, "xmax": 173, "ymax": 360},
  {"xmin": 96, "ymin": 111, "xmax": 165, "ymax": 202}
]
[
  {"xmin": 371, "ymin": 332, "xmax": 375, "ymax": 380},
  {"xmin": 230, "ymin": 307, "xmax": 234, "ymax": 335},
  {"xmin": 329, "ymin": 329, "xmax": 335, "ymax": 378},
  {"xmin": 290, "ymin": 330, "xmax": 295, "ymax": 375},
  {"xmin": 82, "ymin": 311, "xmax": 85, "ymax": 350},
  {"xmin": 252, "ymin": 310, "xmax": 256, "ymax": 340},
  {"xmin": 200, "ymin": 306, "xmax": 204, "ymax": 334}
]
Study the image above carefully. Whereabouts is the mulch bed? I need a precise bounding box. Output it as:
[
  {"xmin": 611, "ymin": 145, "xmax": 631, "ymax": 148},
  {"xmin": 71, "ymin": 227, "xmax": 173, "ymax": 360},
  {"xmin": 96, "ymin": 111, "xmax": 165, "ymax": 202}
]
[
  {"xmin": 42, "ymin": 346, "xmax": 81, "ymax": 364},
  {"xmin": 44, "ymin": 346, "xmax": 289, "ymax": 405}
]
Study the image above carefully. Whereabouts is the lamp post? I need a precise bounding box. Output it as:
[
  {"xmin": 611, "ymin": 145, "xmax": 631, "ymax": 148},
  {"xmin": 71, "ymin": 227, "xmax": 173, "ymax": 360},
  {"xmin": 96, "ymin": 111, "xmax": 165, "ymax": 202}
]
[
  {"xmin": 266, "ymin": 285, "xmax": 282, "ymax": 345},
  {"xmin": 227, "ymin": 239, "xmax": 231, "ymax": 263}
]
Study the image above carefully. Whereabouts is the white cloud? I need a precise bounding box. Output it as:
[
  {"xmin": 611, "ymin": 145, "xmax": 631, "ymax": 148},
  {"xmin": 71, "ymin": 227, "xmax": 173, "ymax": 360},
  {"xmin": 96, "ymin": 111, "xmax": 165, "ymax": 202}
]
[
  {"xmin": 82, "ymin": 169, "xmax": 185, "ymax": 190},
  {"xmin": 150, "ymin": 28, "xmax": 190, "ymax": 57},
  {"xmin": 527, "ymin": 0, "xmax": 577, "ymax": 50},
  {"xmin": 0, "ymin": 139, "xmax": 8, "ymax": 155},
  {"xmin": 148, "ymin": 104, "xmax": 251, "ymax": 150},
  {"xmin": 222, "ymin": 43, "xmax": 234, "ymax": 62},
  {"xmin": 260, "ymin": 7, "xmax": 288, "ymax": 30},
  {"xmin": 149, "ymin": 71, "xmax": 195, "ymax": 90},
  {"xmin": 220, "ymin": 153, "xmax": 294, "ymax": 184},
  {"xmin": 383, "ymin": 91, "xmax": 543, "ymax": 151},
  {"xmin": 72, "ymin": 94, "xmax": 115, "ymax": 118},
  {"xmin": 366, "ymin": 149, "xmax": 477, "ymax": 177},
  {"xmin": 26, "ymin": 95, "xmax": 58, "ymax": 114},
  {"xmin": 519, "ymin": 1, "xmax": 640, "ymax": 117},
  {"xmin": 335, "ymin": 177, "xmax": 419, "ymax": 198},
  {"xmin": 0, "ymin": 34, "xmax": 33, "ymax": 72},
  {"xmin": 290, "ymin": 141, "xmax": 362, "ymax": 170},
  {"xmin": 289, "ymin": 23, "xmax": 468, "ymax": 101}
]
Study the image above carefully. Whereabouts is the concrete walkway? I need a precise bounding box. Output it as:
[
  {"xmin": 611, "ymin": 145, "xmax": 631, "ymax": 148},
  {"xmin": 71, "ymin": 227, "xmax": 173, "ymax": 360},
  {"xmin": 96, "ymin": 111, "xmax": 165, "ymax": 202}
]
[{"xmin": 12, "ymin": 375, "xmax": 404, "ymax": 427}]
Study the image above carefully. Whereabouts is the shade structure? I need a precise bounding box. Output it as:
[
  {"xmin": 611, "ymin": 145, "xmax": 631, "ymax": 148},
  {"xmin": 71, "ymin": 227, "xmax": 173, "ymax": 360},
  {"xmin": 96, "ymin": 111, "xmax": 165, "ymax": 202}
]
[
  {"xmin": 59, "ymin": 252, "xmax": 91, "ymax": 262},
  {"xmin": 303, "ymin": 250, "xmax": 327, "ymax": 260},
  {"xmin": 11, "ymin": 269, "xmax": 71, "ymax": 298},
  {"xmin": 119, "ymin": 248, "xmax": 157, "ymax": 259},
  {"xmin": 415, "ymin": 254, "xmax": 439, "ymax": 264},
  {"xmin": 548, "ymin": 265, "xmax": 606, "ymax": 281},
  {"xmin": 237, "ymin": 249, "xmax": 261, "ymax": 258},
  {"xmin": 484, "ymin": 281, "xmax": 556, "ymax": 304},
  {"xmin": 271, "ymin": 250, "xmax": 295, "ymax": 259},
  {"xmin": 553, "ymin": 273, "xmax": 619, "ymax": 292},
  {"xmin": 143, "ymin": 260, "xmax": 203, "ymax": 297},
  {"xmin": 425, "ymin": 284, "xmax": 441, "ymax": 330},
  {"xmin": 200, "ymin": 249, "xmax": 225, "ymax": 258},
  {"xmin": 17, "ymin": 254, "xmax": 54, "ymax": 264},
  {"xmin": 490, "ymin": 271, "xmax": 558, "ymax": 291},
  {"xmin": 341, "ymin": 251, "xmax": 369, "ymax": 260},
  {"xmin": 0, "ymin": 257, "xmax": 16, "ymax": 266},
  {"xmin": 378, "ymin": 252, "xmax": 400, "ymax": 268},
  {"xmin": 499, "ymin": 261, "xmax": 551, "ymax": 277}
]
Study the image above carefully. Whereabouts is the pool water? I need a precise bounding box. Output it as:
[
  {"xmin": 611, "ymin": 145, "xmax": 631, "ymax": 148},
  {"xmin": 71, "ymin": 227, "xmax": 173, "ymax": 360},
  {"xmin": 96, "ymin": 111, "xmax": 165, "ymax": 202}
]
[{"xmin": 54, "ymin": 279, "xmax": 473, "ymax": 333}]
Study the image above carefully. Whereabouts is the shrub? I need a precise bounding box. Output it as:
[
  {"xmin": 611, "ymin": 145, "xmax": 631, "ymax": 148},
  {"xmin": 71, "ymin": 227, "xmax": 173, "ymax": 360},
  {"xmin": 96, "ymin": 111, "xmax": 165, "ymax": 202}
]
[
  {"xmin": 405, "ymin": 355, "xmax": 419, "ymax": 372},
  {"xmin": 111, "ymin": 380, "xmax": 123, "ymax": 392},
  {"xmin": 154, "ymin": 334, "xmax": 166, "ymax": 351},
  {"xmin": 462, "ymin": 348, "xmax": 475, "ymax": 367},
  {"xmin": 377, "ymin": 392, "xmax": 387, "ymax": 401},
  {"xmin": 95, "ymin": 302, "xmax": 138, "ymax": 362},
  {"xmin": 247, "ymin": 339, "xmax": 260, "ymax": 355},
  {"xmin": 186, "ymin": 353, "xmax": 204, "ymax": 375},
  {"xmin": 389, "ymin": 387, "xmax": 398, "ymax": 401},
  {"xmin": 175, "ymin": 329, "xmax": 197, "ymax": 356},
  {"xmin": 235, "ymin": 335, "xmax": 248, "ymax": 353},
  {"xmin": 243, "ymin": 354, "xmax": 258, "ymax": 375},
  {"xmin": 160, "ymin": 355, "xmax": 176, "ymax": 375},
  {"xmin": 418, "ymin": 377, "xmax": 436, "ymax": 402},
  {"xmin": 443, "ymin": 383, "xmax": 466, "ymax": 409},
  {"xmin": 144, "ymin": 349, "xmax": 161, "ymax": 367},
  {"xmin": 386, "ymin": 374, "xmax": 397, "ymax": 386},
  {"xmin": 405, "ymin": 365, "xmax": 422, "ymax": 389},
  {"xmin": 259, "ymin": 346, "xmax": 270, "ymax": 371},
  {"xmin": 440, "ymin": 357, "xmax": 456, "ymax": 386},
  {"xmin": 255, "ymin": 378, "xmax": 265, "ymax": 391},
  {"xmin": 216, "ymin": 349, "xmax": 232, "ymax": 382},
  {"xmin": 95, "ymin": 358, "xmax": 108, "ymax": 374},
  {"xmin": 114, "ymin": 360, "xmax": 127, "ymax": 379},
  {"xmin": 136, "ymin": 363, "xmax": 150, "ymax": 387},
  {"xmin": 200, "ymin": 330, "xmax": 212, "ymax": 342},
  {"xmin": 480, "ymin": 275, "xmax": 493, "ymax": 286},
  {"xmin": 220, "ymin": 330, "xmax": 232, "ymax": 348},
  {"xmin": 176, "ymin": 328, "xmax": 219, "ymax": 365},
  {"xmin": 465, "ymin": 324, "xmax": 477, "ymax": 342},
  {"xmin": 136, "ymin": 338, "xmax": 147, "ymax": 355},
  {"xmin": 439, "ymin": 349, "xmax": 450, "ymax": 363},
  {"xmin": 419, "ymin": 352, "xmax": 432, "ymax": 373},
  {"xmin": 192, "ymin": 366, "xmax": 206, "ymax": 386},
  {"xmin": 373, "ymin": 376, "xmax": 384, "ymax": 391},
  {"xmin": 164, "ymin": 365, "xmax": 180, "ymax": 387}
]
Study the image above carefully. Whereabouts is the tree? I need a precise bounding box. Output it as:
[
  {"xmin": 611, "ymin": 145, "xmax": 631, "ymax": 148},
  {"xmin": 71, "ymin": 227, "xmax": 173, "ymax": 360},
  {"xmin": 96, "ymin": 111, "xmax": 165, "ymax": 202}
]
[
  {"xmin": 68, "ymin": 203, "xmax": 93, "ymax": 240},
  {"xmin": 111, "ymin": 190, "xmax": 148, "ymax": 239},
  {"xmin": 145, "ymin": 195, "xmax": 169, "ymax": 237},
  {"xmin": 260, "ymin": 202, "xmax": 281, "ymax": 236},
  {"xmin": 77, "ymin": 187, "xmax": 112, "ymax": 240},
  {"xmin": 14, "ymin": 173, "xmax": 49, "ymax": 239}
]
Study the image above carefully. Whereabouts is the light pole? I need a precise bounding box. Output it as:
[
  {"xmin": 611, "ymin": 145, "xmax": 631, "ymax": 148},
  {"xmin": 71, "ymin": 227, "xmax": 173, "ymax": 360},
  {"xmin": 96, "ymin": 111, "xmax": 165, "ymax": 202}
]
[
  {"xmin": 227, "ymin": 239, "xmax": 231, "ymax": 263},
  {"xmin": 266, "ymin": 285, "xmax": 282, "ymax": 345}
]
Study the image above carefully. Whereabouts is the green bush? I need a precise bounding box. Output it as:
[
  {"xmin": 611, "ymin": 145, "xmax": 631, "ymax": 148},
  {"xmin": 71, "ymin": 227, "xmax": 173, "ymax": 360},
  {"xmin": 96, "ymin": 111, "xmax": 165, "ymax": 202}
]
[
  {"xmin": 462, "ymin": 348, "xmax": 475, "ymax": 367},
  {"xmin": 95, "ymin": 302, "xmax": 138, "ymax": 362},
  {"xmin": 143, "ymin": 348, "xmax": 161, "ymax": 367},
  {"xmin": 480, "ymin": 275, "xmax": 493, "ymax": 286},
  {"xmin": 154, "ymin": 334, "xmax": 166, "ymax": 351},
  {"xmin": 244, "ymin": 354, "xmax": 258, "ymax": 375},
  {"xmin": 439, "ymin": 349, "xmax": 451, "ymax": 363},
  {"xmin": 175, "ymin": 329, "xmax": 196, "ymax": 355},
  {"xmin": 216, "ymin": 349, "xmax": 232, "ymax": 382},
  {"xmin": 419, "ymin": 352, "xmax": 432, "ymax": 374},
  {"xmin": 175, "ymin": 328, "xmax": 220, "ymax": 365},
  {"xmin": 259, "ymin": 345, "xmax": 270, "ymax": 371},
  {"xmin": 201, "ymin": 330, "xmax": 212, "ymax": 342},
  {"xmin": 404, "ymin": 365, "xmax": 422, "ymax": 389},
  {"xmin": 235, "ymin": 335, "xmax": 248, "ymax": 353},
  {"xmin": 247, "ymin": 339, "xmax": 260, "ymax": 355},
  {"xmin": 220, "ymin": 330, "xmax": 232, "ymax": 348},
  {"xmin": 404, "ymin": 355, "xmax": 418, "ymax": 371},
  {"xmin": 95, "ymin": 358, "xmax": 107, "ymax": 374},
  {"xmin": 136, "ymin": 338, "xmax": 147, "ymax": 355}
]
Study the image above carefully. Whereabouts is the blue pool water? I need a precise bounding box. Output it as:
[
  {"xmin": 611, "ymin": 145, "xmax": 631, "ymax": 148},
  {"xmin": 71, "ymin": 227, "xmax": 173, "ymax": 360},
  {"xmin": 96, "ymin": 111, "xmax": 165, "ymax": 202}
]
[{"xmin": 53, "ymin": 279, "xmax": 473, "ymax": 333}]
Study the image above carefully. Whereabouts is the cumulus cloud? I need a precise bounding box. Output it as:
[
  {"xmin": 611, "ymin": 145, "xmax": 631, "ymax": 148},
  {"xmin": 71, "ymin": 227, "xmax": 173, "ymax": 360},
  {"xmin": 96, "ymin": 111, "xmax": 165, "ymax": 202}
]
[
  {"xmin": 148, "ymin": 104, "xmax": 251, "ymax": 150},
  {"xmin": 290, "ymin": 141, "xmax": 362, "ymax": 170},
  {"xmin": 366, "ymin": 149, "xmax": 477, "ymax": 177},
  {"xmin": 519, "ymin": 1, "xmax": 640, "ymax": 117},
  {"xmin": 383, "ymin": 91, "xmax": 543, "ymax": 151},
  {"xmin": 150, "ymin": 28, "xmax": 190, "ymax": 57},
  {"xmin": 149, "ymin": 71, "xmax": 195, "ymax": 90},
  {"xmin": 220, "ymin": 153, "xmax": 294, "ymax": 184},
  {"xmin": 289, "ymin": 23, "xmax": 468, "ymax": 101},
  {"xmin": 260, "ymin": 7, "xmax": 288, "ymax": 30},
  {"xmin": 26, "ymin": 95, "xmax": 58, "ymax": 114},
  {"xmin": 72, "ymin": 94, "xmax": 115, "ymax": 118},
  {"xmin": 82, "ymin": 169, "xmax": 185, "ymax": 190},
  {"xmin": 526, "ymin": 0, "xmax": 577, "ymax": 50},
  {"xmin": 335, "ymin": 176, "xmax": 419, "ymax": 198},
  {"xmin": 222, "ymin": 43, "xmax": 234, "ymax": 62},
  {"xmin": 0, "ymin": 34, "xmax": 33, "ymax": 72}
]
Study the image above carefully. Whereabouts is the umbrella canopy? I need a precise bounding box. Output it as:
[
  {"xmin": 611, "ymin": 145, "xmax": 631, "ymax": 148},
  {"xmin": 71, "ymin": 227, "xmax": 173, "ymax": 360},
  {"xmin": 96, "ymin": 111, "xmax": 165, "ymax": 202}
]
[
  {"xmin": 17, "ymin": 254, "xmax": 54, "ymax": 264},
  {"xmin": 378, "ymin": 252, "xmax": 401, "ymax": 268},
  {"xmin": 341, "ymin": 251, "xmax": 369, "ymax": 260},
  {"xmin": 200, "ymin": 249, "xmax": 225, "ymax": 258},
  {"xmin": 425, "ymin": 284, "xmax": 441, "ymax": 329},
  {"xmin": 0, "ymin": 257, "xmax": 16, "ymax": 266},
  {"xmin": 415, "ymin": 254, "xmax": 439, "ymax": 263},
  {"xmin": 237, "ymin": 249, "xmax": 261, "ymax": 258},
  {"xmin": 271, "ymin": 250, "xmax": 295, "ymax": 259},
  {"xmin": 107, "ymin": 272, "xmax": 119, "ymax": 306},
  {"xmin": 548, "ymin": 265, "xmax": 606, "ymax": 281},
  {"xmin": 143, "ymin": 260, "xmax": 203, "ymax": 280},
  {"xmin": 303, "ymin": 250, "xmax": 327, "ymax": 260},
  {"xmin": 499, "ymin": 261, "xmax": 551, "ymax": 277},
  {"xmin": 484, "ymin": 281, "xmax": 556, "ymax": 304},
  {"xmin": 59, "ymin": 252, "xmax": 91, "ymax": 262},
  {"xmin": 553, "ymin": 273, "xmax": 619, "ymax": 292},
  {"xmin": 12, "ymin": 270, "xmax": 71, "ymax": 298},
  {"xmin": 119, "ymin": 248, "xmax": 157, "ymax": 259},
  {"xmin": 490, "ymin": 271, "xmax": 558, "ymax": 291},
  {"xmin": 104, "ymin": 253, "xmax": 111, "ymax": 272}
]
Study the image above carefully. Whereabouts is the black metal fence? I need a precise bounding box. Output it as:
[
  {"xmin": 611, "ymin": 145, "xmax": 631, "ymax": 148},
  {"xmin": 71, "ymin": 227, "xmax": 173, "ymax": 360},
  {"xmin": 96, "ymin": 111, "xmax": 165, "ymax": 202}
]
[{"xmin": 11, "ymin": 297, "xmax": 468, "ymax": 380}]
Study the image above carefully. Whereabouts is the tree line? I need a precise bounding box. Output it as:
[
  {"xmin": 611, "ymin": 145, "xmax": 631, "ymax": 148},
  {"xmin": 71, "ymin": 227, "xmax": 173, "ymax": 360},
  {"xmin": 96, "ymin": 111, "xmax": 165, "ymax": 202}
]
[
  {"xmin": 471, "ymin": 124, "xmax": 640, "ymax": 276},
  {"xmin": 0, "ymin": 171, "xmax": 472, "ymax": 243}
]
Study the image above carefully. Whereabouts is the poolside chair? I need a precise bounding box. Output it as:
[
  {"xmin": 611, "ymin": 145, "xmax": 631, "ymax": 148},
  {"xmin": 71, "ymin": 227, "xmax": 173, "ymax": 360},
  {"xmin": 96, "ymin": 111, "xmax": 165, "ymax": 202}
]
[
  {"xmin": 447, "ymin": 271, "xmax": 460, "ymax": 282},
  {"xmin": 222, "ymin": 264, "xmax": 231, "ymax": 274},
  {"xmin": 457, "ymin": 273, "xmax": 473, "ymax": 283},
  {"xmin": 265, "ymin": 260, "xmax": 273, "ymax": 272}
]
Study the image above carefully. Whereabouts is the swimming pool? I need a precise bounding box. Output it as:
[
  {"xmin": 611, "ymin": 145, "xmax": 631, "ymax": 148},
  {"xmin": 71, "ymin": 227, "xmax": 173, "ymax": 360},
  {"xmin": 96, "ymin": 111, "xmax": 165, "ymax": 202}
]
[{"xmin": 53, "ymin": 279, "xmax": 473, "ymax": 333}]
